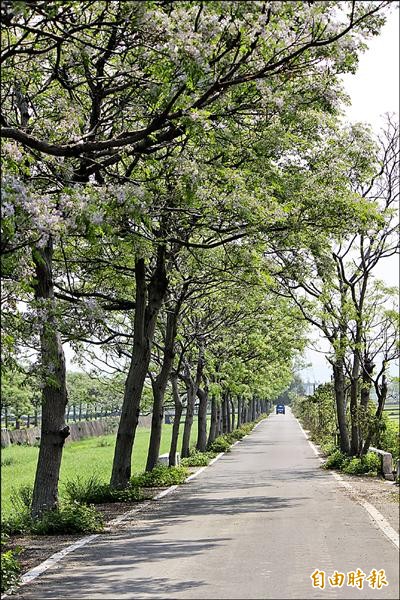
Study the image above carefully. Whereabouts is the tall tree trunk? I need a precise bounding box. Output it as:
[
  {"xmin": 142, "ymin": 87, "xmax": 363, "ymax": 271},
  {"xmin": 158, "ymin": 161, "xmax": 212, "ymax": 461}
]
[
  {"xmin": 196, "ymin": 386, "xmax": 208, "ymax": 452},
  {"xmin": 362, "ymin": 374, "xmax": 387, "ymax": 455},
  {"xmin": 169, "ymin": 375, "xmax": 183, "ymax": 466},
  {"xmin": 251, "ymin": 398, "xmax": 256, "ymax": 421},
  {"xmin": 350, "ymin": 351, "xmax": 361, "ymax": 456},
  {"xmin": 207, "ymin": 396, "xmax": 218, "ymax": 446},
  {"xmin": 221, "ymin": 395, "xmax": 227, "ymax": 433},
  {"xmin": 181, "ymin": 382, "xmax": 196, "ymax": 458},
  {"xmin": 146, "ymin": 310, "xmax": 178, "ymax": 471},
  {"xmin": 111, "ymin": 249, "xmax": 167, "ymax": 488},
  {"xmin": 31, "ymin": 240, "xmax": 69, "ymax": 518},
  {"xmin": 358, "ymin": 355, "xmax": 374, "ymax": 454},
  {"xmin": 181, "ymin": 339, "xmax": 205, "ymax": 457},
  {"xmin": 226, "ymin": 396, "xmax": 231, "ymax": 433},
  {"xmin": 333, "ymin": 361, "xmax": 350, "ymax": 454},
  {"xmin": 237, "ymin": 397, "xmax": 242, "ymax": 428},
  {"xmin": 230, "ymin": 398, "xmax": 235, "ymax": 431},
  {"xmin": 216, "ymin": 403, "xmax": 222, "ymax": 436}
]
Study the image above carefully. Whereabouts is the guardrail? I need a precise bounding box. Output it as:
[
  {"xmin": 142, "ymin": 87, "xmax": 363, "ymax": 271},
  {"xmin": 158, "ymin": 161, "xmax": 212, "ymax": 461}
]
[{"xmin": 369, "ymin": 447, "xmax": 394, "ymax": 481}]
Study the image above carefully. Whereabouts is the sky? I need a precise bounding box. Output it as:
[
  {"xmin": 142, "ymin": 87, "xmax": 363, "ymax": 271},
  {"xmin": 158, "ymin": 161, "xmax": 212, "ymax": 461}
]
[{"xmin": 300, "ymin": 7, "xmax": 400, "ymax": 385}]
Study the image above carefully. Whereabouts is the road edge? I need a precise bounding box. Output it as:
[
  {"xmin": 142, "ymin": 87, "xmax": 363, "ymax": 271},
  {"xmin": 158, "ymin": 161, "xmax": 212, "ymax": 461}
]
[{"xmin": 296, "ymin": 416, "xmax": 399, "ymax": 551}]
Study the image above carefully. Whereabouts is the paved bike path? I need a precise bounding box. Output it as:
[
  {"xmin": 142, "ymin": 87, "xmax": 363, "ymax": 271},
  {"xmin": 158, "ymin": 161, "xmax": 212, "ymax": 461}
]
[{"xmin": 13, "ymin": 409, "xmax": 399, "ymax": 599}]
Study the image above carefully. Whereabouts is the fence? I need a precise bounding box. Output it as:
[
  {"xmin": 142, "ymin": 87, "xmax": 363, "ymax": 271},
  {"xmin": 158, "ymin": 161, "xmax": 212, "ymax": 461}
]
[{"xmin": 0, "ymin": 414, "xmax": 152, "ymax": 448}]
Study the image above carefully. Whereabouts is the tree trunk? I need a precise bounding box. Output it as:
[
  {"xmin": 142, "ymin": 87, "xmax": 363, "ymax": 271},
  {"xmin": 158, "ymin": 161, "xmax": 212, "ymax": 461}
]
[
  {"xmin": 207, "ymin": 396, "xmax": 218, "ymax": 446},
  {"xmin": 196, "ymin": 386, "xmax": 208, "ymax": 452},
  {"xmin": 222, "ymin": 395, "xmax": 228, "ymax": 433},
  {"xmin": 111, "ymin": 249, "xmax": 168, "ymax": 488},
  {"xmin": 31, "ymin": 240, "xmax": 69, "ymax": 518},
  {"xmin": 349, "ymin": 351, "xmax": 361, "ymax": 456},
  {"xmin": 226, "ymin": 396, "xmax": 231, "ymax": 433},
  {"xmin": 362, "ymin": 375, "xmax": 387, "ymax": 455},
  {"xmin": 33, "ymin": 409, "xmax": 38, "ymax": 427},
  {"xmin": 216, "ymin": 403, "xmax": 222, "ymax": 436},
  {"xmin": 251, "ymin": 398, "xmax": 256, "ymax": 421},
  {"xmin": 333, "ymin": 361, "xmax": 350, "ymax": 454},
  {"xmin": 237, "ymin": 397, "xmax": 242, "ymax": 428},
  {"xmin": 181, "ymin": 382, "xmax": 196, "ymax": 458},
  {"xmin": 146, "ymin": 310, "xmax": 178, "ymax": 471},
  {"xmin": 169, "ymin": 375, "xmax": 183, "ymax": 466},
  {"xmin": 230, "ymin": 398, "xmax": 235, "ymax": 431}
]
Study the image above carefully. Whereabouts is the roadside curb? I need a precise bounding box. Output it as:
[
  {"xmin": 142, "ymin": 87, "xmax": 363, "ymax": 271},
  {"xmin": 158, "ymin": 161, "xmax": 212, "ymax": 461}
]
[
  {"xmin": 296, "ymin": 416, "xmax": 399, "ymax": 551},
  {"xmin": 4, "ymin": 417, "xmax": 269, "ymax": 596}
]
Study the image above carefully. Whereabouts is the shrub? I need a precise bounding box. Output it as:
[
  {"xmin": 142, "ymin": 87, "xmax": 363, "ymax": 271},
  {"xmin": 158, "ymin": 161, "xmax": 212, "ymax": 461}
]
[
  {"xmin": 2, "ymin": 485, "xmax": 34, "ymax": 535},
  {"xmin": 1, "ymin": 548, "xmax": 21, "ymax": 593},
  {"xmin": 64, "ymin": 475, "xmax": 150, "ymax": 504},
  {"xmin": 342, "ymin": 452, "xmax": 380, "ymax": 476},
  {"xmin": 323, "ymin": 450, "xmax": 347, "ymax": 470},
  {"xmin": 31, "ymin": 502, "xmax": 103, "ymax": 535},
  {"xmin": 319, "ymin": 440, "xmax": 337, "ymax": 456},
  {"xmin": 378, "ymin": 419, "xmax": 400, "ymax": 462},
  {"xmin": 180, "ymin": 450, "xmax": 216, "ymax": 467},
  {"xmin": 207, "ymin": 435, "xmax": 232, "ymax": 454},
  {"xmin": 130, "ymin": 465, "xmax": 189, "ymax": 488}
]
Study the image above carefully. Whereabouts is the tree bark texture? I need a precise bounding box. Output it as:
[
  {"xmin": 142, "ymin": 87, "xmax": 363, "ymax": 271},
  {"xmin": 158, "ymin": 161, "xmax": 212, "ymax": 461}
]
[
  {"xmin": 31, "ymin": 240, "xmax": 69, "ymax": 518},
  {"xmin": 111, "ymin": 249, "xmax": 168, "ymax": 488},
  {"xmin": 196, "ymin": 386, "xmax": 208, "ymax": 452},
  {"xmin": 146, "ymin": 310, "xmax": 178, "ymax": 471},
  {"xmin": 169, "ymin": 374, "xmax": 183, "ymax": 466},
  {"xmin": 333, "ymin": 361, "xmax": 350, "ymax": 454},
  {"xmin": 207, "ymin": 396, "xmax": 218, "ymax": 446}
]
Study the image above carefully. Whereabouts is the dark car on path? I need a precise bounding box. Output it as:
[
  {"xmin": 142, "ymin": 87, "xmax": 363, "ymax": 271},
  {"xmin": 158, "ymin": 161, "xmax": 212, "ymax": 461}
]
[{"xmin": 276, "ymin": 404, "xmax": 285, "ymax": 414}]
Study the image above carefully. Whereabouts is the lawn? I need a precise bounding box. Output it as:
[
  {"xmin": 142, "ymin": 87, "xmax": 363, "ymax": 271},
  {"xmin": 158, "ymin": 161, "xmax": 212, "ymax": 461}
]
[{"xmin": 1, "ymin": 420, "xmax": 201, "ymax": 517}]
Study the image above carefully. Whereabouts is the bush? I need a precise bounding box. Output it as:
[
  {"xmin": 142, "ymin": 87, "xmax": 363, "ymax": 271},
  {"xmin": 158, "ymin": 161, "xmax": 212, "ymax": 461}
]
[
  {"xmin": 342, "ymin": 452, "xmax": 381, "ymax": 476},
  {"xmin": 378, "ymin": 419, "xmax": 400, "ymax": 462},
  {"xmin": 319, "ymin": 440, "xmax": 337, "ymax": 456},
  {"xmin": 130, "ymin": 465, "xmax": 189, "ymax": 488},
  {"xmin": 207, "ymin": 435, "xmax": 232, "ymax": 454},
  {"xmin": 64, "ymin": 475, "xmax": 150, "ymax": 504},
  {"xmin": 323, "ymin": 450, "xmax": 347, "ymax": 470},
  {"xmin": 1, "ymin": 548, "xmax": 21, "ymax": 593},
  {"xmin": 180, "ymin": 450, "xmax": 216, "ymax": 467},
  {"xmin": 2, "ymin": 485, "xmax": 34, "ymax": 535},
  {"xmin": 31, "ymin": 502, "xmax": 103, "ymax": 535}
]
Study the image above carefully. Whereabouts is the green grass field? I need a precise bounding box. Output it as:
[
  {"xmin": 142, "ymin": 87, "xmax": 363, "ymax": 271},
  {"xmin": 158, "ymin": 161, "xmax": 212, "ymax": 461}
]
[
  {"xmin": 1, "ymin": 421, "xmax": 201, "ymax": 517},
  {"xmin": 383, "ymin": 405, "xmax": 399, "ymax": 421}
]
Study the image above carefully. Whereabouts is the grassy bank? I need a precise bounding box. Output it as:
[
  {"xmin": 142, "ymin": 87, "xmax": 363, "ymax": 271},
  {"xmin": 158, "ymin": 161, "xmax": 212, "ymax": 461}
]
[{"xmin": 1, "ymin": 422, "xmax": 200, "ymax": 517}]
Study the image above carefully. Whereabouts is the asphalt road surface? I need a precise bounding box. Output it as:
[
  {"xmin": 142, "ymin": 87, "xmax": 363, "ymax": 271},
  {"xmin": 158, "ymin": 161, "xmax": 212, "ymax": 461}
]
[{"xmin": 13, "ymin": 409, "xmax": 399, "ymax": 599}]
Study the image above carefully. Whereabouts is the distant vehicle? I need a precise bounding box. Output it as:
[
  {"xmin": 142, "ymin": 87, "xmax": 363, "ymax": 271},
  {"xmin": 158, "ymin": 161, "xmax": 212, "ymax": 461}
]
[{"xmin": 276, "ymin": 404, "xmax": 285, "ymax": 414}]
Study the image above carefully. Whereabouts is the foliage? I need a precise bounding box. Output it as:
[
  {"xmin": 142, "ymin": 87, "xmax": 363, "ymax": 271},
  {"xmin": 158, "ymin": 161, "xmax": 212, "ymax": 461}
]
[
  {"xmin": 374, "ymin": 416, "xmax": 400, "ymax": 462},
  {"xmin": 207, "ymin": 435, "xmax": 233, "ymax": 454},
  {"xmin": 3, "ymin": 481, "xmax": 103, "ymax": 536},
  {"xmin": 1, "ymin": 542, "xmax": 21, "ymax": 593},
  {"xmin": 130, "ymin": 465, "xmax": 189, "ymax": 488},
  {"xmin": 323, "ymin": 450, "xmax": 348, "ymax": 470},
  {"xmin": 323, "ymin": 449, "xmax": 381, "ymax": 476},
  {"xmin": 31, "ymin": 502, "xmax": 104, "ymax": 535},
  {"xmin": 292, "ymin": 384, "xmax": 337, "ymax": 444},
  {"xmin": 64, "ymin": 475, "xmax": 150, "ymax": 504},
  {"xmin": 180, "ymin": 450, "xmax": 217, "ymax": 467},
  {"xmin": 341, "ymin": 453, "xmax": 381, "ymax": 476}
]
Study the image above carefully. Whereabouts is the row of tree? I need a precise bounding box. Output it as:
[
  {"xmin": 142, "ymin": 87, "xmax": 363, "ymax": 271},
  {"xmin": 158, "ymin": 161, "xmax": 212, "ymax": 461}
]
[{"xmin": 1, "ymin": 1, "xmax": 398, "ymax": 520}]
